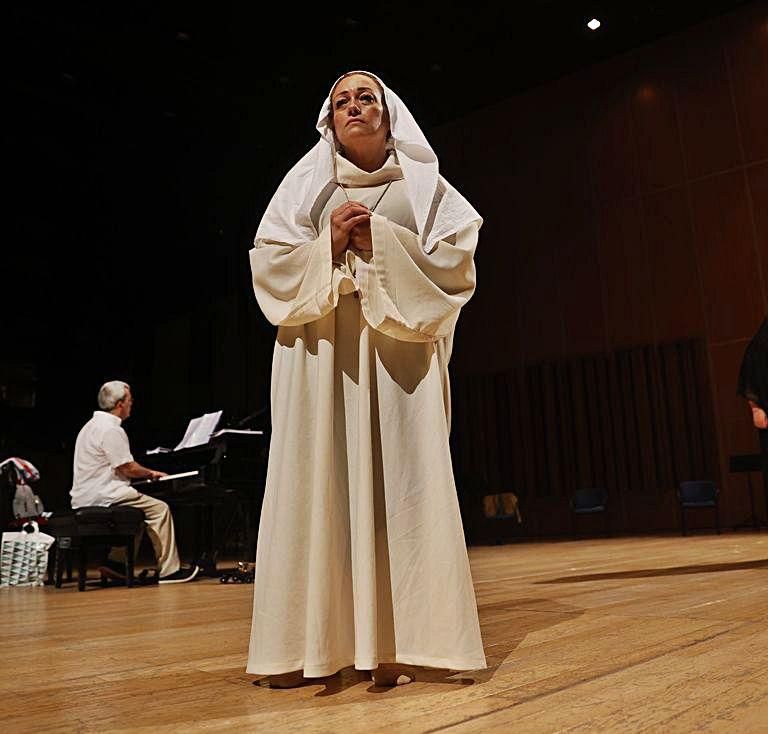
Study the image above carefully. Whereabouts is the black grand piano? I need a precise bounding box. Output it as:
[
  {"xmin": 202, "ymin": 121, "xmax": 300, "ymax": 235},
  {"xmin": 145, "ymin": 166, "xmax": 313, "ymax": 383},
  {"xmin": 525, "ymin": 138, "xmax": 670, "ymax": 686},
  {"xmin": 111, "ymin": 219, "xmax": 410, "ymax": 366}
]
[{"xmin": 137, "ymin": 428, "xmax": 268, "ymax": 574}]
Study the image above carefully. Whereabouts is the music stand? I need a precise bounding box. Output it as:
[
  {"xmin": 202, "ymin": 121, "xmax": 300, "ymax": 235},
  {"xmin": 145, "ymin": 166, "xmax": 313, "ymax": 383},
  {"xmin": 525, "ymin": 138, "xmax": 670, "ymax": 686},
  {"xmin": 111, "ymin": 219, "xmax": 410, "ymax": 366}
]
[{"xmin": 729, "ymin": 453, "xmax": 765, "ymax": 530}]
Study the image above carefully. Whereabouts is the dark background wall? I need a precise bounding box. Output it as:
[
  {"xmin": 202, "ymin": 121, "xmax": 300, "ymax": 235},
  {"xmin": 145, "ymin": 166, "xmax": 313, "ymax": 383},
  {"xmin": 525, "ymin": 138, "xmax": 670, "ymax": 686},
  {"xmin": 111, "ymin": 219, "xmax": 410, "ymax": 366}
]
[
  {"xmin": 3, "ymin": 3, "xmax": 766, "ymax": 540},
  {"xmin": 431, "ymin": 3, "xmax": 767, "ymax": 535}
]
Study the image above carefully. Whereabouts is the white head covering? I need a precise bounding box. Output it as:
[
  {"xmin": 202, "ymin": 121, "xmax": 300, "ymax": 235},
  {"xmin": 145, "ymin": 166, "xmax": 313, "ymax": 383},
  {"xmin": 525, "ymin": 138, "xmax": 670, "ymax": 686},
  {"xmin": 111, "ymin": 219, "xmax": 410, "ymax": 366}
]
[{"xmin": 255, "ymin": 70, "xmax": 481, "ymax": 254}]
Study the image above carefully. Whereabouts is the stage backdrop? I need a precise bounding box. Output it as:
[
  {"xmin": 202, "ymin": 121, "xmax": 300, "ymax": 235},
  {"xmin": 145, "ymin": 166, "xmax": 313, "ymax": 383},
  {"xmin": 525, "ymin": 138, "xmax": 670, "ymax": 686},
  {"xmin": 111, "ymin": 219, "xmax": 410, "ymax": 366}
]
[
  {"xmin": 451, "ymin": 338, "xmax": 720, "ymax": 540},
  {"xmin": 429, "ymin": 1, "xmax": 767, "ymax": 536},
  {"xmin": 111, "ymin": 2, "xmax": 765, "ymax": 541}
]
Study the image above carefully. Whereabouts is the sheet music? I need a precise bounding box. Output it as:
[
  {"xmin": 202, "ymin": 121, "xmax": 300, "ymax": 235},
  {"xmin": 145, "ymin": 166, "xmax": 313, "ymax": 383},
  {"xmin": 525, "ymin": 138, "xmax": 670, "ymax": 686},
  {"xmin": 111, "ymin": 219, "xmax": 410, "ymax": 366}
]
[
  {"xmin": 174, "ymin": 416, "xmax": 201, "ymax": 451},
  {"xmin": 210, "ymin": 428, "xmax": 264, "ymax": 437},
  {"xmin": 174, "ymin": 410, "xmax": 223, "ymax": 450}
]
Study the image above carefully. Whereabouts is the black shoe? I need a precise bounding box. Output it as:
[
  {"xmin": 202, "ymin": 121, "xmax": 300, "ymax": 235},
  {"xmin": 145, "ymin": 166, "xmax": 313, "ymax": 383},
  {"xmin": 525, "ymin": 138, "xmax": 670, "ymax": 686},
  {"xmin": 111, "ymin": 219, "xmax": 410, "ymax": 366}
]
[
  {"xmin": 159, "ymin": 565, "xmax": 200, "ymax": 585},
  {"xmin": 138, "ymin": 568, "xmax": 159, "ymax": 585}
]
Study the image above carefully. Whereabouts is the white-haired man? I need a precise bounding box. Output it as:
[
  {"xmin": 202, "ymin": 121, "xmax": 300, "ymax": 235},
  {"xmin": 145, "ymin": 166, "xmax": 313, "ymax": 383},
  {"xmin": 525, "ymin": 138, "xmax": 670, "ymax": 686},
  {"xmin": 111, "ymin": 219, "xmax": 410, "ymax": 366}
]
[{"xmin": 71, "ymin": 380, "xmax": 198, "ymax": 584}]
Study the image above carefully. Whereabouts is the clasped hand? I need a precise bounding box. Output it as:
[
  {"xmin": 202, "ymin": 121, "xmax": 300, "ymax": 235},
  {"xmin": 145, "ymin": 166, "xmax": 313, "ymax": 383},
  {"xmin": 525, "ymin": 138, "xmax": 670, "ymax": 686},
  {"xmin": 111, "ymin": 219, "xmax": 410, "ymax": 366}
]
[{"xmin": 330, "ymin": 201, "xmax": 373, "ymax": 259}]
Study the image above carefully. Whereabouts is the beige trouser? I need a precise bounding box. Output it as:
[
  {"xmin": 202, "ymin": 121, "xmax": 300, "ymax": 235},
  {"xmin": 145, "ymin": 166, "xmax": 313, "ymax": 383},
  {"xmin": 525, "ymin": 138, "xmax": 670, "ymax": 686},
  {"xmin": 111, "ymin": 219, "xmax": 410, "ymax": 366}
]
[{"xmin": 110, "ymin": 492, "xmax": 181, "ymax": 577}]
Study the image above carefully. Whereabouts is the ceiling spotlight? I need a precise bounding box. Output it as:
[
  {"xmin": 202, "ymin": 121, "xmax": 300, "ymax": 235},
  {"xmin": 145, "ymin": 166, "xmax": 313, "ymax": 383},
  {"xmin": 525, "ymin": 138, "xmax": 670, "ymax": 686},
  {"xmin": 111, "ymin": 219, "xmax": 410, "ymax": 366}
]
[{"xmin": 587, "ymin": 18, "xmax": 601, "ymax": 31}]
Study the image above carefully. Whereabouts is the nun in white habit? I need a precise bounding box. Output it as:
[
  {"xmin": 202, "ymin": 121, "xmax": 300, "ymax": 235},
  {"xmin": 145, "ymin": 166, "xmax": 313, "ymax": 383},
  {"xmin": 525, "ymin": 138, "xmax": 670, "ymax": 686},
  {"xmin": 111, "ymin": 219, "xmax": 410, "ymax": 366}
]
[{"xmin": 247, "ymin": 71, "xmax": 486, "ymax": 687}]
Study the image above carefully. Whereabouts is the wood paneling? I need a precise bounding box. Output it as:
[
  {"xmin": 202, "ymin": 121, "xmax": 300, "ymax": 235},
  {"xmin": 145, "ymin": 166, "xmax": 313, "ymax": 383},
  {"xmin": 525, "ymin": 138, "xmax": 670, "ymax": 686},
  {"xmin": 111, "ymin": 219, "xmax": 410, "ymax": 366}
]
[
  {"xmin": 598, "ymin": 198, "xmax": 654, "ymax": 347},
  {"xmin": 437, "ymin": 5, "xmax": 768, "ymax": 537},
  {"xmin": 557, "ymin": 207, "xmax": 606, "ymax": 355},
  {"xmin": 675, "ymin": 32, "xmax": 742, "ymax": 179},
  {"xmin": 590, "ymin": 91, "xmax": 639, "ymax": 202},
  {"xmin": 642, "ymin": 186, "xmax": 705, "ymax": 341},
  {"xmin": 747, "ymin": 162, "xmax": 768, "ymax": 313},
  {"xmin": 726, "ymin": 7, "xmax": 768, "ymax": 163},
  {"xmin": 630, "ymin": 68, "xmax": 685, "ymax": 192},
  {"xmin": 516, "ymin": 236, "xmax": 563, "ymax": 362},
  {"xmin": 689, "ymin": 171, "xmax": 763, "ymax": 342}
]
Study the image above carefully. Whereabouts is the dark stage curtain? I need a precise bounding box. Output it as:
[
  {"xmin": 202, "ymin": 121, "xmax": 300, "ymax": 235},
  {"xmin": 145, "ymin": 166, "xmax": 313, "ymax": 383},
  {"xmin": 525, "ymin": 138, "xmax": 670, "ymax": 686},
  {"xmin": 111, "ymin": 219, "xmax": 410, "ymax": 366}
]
[{"xmin": 451, "ymin": 338, "xmax": 719, "ymax": 538}]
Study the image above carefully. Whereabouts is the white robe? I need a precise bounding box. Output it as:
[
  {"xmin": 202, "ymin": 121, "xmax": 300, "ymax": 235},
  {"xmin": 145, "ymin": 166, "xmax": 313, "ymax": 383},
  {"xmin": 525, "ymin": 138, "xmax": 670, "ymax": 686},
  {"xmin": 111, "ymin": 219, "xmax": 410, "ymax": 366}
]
[{"xmin": 247, "ymin": 153, "xmax": 486, "ymax": 677}]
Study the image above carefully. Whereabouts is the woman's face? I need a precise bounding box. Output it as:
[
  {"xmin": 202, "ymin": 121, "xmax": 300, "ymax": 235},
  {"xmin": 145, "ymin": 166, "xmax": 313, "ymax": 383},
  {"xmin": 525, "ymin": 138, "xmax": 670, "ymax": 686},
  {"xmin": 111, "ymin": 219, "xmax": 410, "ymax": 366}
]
[{"xmin": 331, "ymin": 73, "xmax": 389, "ymax": 150}]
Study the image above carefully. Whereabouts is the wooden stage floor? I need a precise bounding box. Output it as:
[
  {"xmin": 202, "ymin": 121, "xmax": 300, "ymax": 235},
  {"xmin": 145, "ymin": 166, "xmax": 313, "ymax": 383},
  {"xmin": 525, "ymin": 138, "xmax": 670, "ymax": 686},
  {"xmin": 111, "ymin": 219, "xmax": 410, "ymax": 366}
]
[{"xmin": 3, "ymin": 534, "xmax": 768, "ymax": 733}]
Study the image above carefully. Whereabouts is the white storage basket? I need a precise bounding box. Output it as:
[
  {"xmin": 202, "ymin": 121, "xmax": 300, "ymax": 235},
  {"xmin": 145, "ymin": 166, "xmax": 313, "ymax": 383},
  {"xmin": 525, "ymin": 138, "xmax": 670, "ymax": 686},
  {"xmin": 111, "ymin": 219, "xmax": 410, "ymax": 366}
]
[{"xmin": 0, "ymin": 522, "xmax": 55, "ymax": 588}]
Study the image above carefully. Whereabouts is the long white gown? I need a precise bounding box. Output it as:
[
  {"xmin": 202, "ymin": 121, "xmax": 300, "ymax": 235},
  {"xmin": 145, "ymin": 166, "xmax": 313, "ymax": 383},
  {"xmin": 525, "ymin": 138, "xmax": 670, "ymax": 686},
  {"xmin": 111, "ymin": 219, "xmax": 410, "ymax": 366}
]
[{"xmin": 247, "ymin": 152, "xmax": 486, "ymax": 677}]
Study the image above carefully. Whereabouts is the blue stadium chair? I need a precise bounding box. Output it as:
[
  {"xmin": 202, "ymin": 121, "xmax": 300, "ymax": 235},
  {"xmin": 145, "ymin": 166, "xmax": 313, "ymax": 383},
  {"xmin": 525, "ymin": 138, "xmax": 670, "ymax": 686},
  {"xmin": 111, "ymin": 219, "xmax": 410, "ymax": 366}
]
[
  {"xmin": 678, "ymin": 480, "xmax": 720, "ymax": 536},
  {"xmin": 570, "ymin": 487, "xmax": 610, "ymax": 537}
]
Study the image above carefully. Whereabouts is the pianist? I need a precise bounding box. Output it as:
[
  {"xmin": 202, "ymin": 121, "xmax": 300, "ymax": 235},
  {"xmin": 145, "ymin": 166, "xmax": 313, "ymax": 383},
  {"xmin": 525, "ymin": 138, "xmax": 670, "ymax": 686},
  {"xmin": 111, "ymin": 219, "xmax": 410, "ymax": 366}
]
[{"xmin": 70, "ymin": 380, "xmax": 199, "ymax": 584}]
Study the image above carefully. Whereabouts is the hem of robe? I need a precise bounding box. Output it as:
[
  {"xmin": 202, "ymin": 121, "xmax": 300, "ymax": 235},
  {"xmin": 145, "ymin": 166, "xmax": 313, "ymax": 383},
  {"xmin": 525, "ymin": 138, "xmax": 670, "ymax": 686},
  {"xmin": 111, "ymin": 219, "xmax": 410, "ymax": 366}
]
[{"xmin": 247, "ymin": 653, "xmax": 488, "ymax": 678}]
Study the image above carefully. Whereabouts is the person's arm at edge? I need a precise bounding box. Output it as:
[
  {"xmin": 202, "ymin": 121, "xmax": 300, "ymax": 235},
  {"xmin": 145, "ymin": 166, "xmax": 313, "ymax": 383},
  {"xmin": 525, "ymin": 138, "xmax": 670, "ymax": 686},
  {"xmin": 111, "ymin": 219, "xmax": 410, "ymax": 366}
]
[{"xmin": 116, "ymin": 462, "xmax": 167, "ymax": 481}]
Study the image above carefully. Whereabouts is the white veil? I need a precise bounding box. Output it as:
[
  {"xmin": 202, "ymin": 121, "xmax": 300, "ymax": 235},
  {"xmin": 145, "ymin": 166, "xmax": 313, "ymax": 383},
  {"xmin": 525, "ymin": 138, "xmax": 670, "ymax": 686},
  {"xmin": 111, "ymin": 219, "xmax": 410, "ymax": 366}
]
[{"xmin": 254, "ymin": 71, "xmax": 481, "ymax": 254}]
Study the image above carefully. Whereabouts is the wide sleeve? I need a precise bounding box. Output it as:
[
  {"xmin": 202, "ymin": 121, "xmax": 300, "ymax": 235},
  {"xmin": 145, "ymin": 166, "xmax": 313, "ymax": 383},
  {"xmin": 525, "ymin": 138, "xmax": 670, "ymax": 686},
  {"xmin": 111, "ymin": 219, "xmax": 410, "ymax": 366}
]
[
  {"xmin": 249, "ymin": 225, "xmax": 352, "ymax": 327},
  {"xmin": 355, "ymin": 213, "xmax": 478, "ymax": 343}
]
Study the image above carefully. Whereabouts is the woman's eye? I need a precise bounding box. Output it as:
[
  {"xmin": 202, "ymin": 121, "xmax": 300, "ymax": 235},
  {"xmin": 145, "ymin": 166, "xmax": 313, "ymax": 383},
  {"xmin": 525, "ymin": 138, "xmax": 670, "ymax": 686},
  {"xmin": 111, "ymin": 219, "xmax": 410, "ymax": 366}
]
[
  {"xmin": 335, "ymin": 99, "xmax": 348, "ymax": 109},
  {"xmin": 361, "ymin": 94, "xmax": 374, "ymax": 103}
]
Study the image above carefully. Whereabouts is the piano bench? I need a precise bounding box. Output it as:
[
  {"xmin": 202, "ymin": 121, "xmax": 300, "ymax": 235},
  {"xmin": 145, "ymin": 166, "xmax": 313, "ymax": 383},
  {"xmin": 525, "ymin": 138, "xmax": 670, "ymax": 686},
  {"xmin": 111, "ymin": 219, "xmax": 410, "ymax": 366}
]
[{"xmin": 47, "ymin": 506, "xmax": 145, "ymax": 591}]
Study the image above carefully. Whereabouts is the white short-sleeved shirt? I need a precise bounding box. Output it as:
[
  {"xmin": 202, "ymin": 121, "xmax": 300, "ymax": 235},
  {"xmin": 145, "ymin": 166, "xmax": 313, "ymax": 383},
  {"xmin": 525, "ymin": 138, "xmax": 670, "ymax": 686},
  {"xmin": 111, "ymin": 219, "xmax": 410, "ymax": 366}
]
[{"xmin": 70, "ymin": 411, "xmax": 137, "ymax": 508}]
